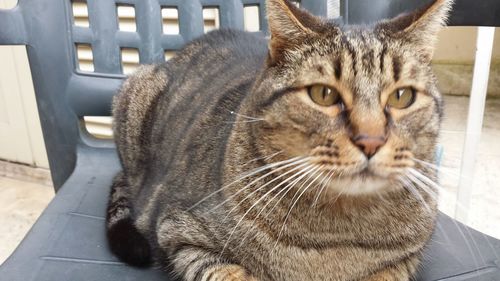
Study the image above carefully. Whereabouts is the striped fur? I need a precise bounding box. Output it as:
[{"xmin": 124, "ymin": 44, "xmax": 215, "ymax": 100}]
[{"xmin": 106, "ymin": 0, "xmax": 453, "ymax": 280}]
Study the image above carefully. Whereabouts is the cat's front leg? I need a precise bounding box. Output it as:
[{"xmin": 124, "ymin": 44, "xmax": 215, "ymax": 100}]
[
  {"xmin": 200, "ymin": 264, "xmax": 259, "ymax": 281},
  {"xmin": 364, "ymin": 269, "xmax": 409, "ymax": 281},
  {"xmin": 171, "ymin": 246, "xmax": 258, "ymax": 281}
]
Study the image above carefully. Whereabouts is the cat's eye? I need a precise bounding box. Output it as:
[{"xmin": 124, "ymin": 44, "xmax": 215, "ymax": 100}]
[
  {"xmin": 308, "ymin": 85, "xmax": 342, "ymax": 107},
  {"xmin": 387, "ymin": 88, "xmax": 416, "ymax": 109}
]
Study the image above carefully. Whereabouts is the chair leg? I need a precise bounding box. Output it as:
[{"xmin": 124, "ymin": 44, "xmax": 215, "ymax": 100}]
[{"xmin": 456, "ymin": 26, "xmax": 495, "ymax": 222}]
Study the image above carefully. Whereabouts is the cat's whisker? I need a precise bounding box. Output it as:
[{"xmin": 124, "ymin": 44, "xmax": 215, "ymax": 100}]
[
  {"xmin": 239, "ymin": 156, "xmax": 306, "ymax": 179},
  {"xmin": 447, "ymin": 197, "xmax": 500, "ymax": 262},
  {"xmin": 307, "ymin": 169, "xmax": 337, "ymax": 229},
  {"xmin": 413, "ymin": 158, "xmax": 465, "ymax": 178},
  {"xmin": 329, "ymin": 188, "xmax": 346, "ymax": 208},
  {"xmin": 403, "ymin": 172, "xmax": 482, "ymax": 257},
  {"xmin": 407, "ymin": 168, "xmax": 489, "ymax": 269},
  {"xmin": 420, "ymin": 155, "xmax": 462, "ymax": 170},
  {"xmin": 413, "ymin": 158, "xmax": 482, "ymax": 187},
  {"xmin": 406, "ymin": 170, "xmax": 439, "ymax": 198},
  {"xmin": 399, "ymin": 175, "xmax": 433, "ymax": 214},
  {"xmin": 220, "ymin": 163, "xmax": 315, "ymax": 257},
  {"xmin": 273, "ymin": 166, "xmax": 326, "ymax": 250},
  {"xmin": 409, "ymin": 168, "xmax": 488, "ymax": 219},
  {"xmin": 236, "ymin": 164, "xmax": 317, "ymax": 249},
  {"xmin": 317, "ymin": 170, "xmax": 346, "ymax": 216},
  {"xmin": 223, "ymin": 161, "xmax": 312, "ymax": 221},
  {"xmin": 188, "ymin": 156, "xmax": 307, "ymax": 211},
  {"xmin": 410, "ymin": 167, "xmax": 488, "ymax": 215},
  {"xmin": 413, "ymin": 171, "xmax": 500, "ymax": 265},
  {"xmin": 405, "ymin": 172, "xmax": 436, "ymax": 196},
  {"xmin": 412, "ymin": 158, "xmax": 440, "ymax": 169},
  {"xmin": 241, "ymin": 151, "xmax": 283, "ymax": 168},
  {"xmin": 253, "ymin": 165, "xmax": 317, "ymax": 221},
  {"xmin": 224, "ymin": 119, "xmax": 264, "ymax": 124},
  {"xmin": 209, "ymin": 157, "xmax": 311, "ymax": 214},
  {"xmin": 312, "ymin": 168, "xmax": 336, "ymax": 207},
  {"xmin": 281, "ymin": 166, "xmax": 323, "ymax": 218},
  {"xmin": 263, "ymin": 165, "xmax": 322, "ymax": 223},
  {"xmin": 228, "ymin": 110, "xmax": 265, "ymax": 121}
]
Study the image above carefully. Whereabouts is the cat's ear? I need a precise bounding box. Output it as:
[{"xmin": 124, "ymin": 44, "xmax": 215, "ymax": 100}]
[
  {"xmin": 266, "ymin": 0, "xmax": 325, "ymax": 64},
  {"xmin": 376, "ymin": 0, "xmax": 453, "ymax": 60}
]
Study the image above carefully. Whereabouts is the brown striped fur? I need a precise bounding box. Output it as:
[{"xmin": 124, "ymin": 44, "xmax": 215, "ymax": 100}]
[{"xmin": 106, "ymin": 0, "xmax": 453, "ymax": 280}]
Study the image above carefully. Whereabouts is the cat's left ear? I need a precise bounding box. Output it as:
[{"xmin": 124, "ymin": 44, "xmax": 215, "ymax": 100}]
[{"xmin": 376, "ymin": 0, "xmax": 454, "ymax": 61}]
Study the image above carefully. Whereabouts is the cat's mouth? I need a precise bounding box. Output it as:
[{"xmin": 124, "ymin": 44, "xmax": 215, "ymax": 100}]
[
  {"xmin": 356, "ymin": 164, "xmax": 408, "ymax": 183},
  {"xmin": 319, "ymin": 173, "xmax": 390, "ymax": 195},
  {"xmin": 315, "ymin": 165, "xmax": 405, "ymax": 195},
  {"xmin": 308, "ymin": 149, "xmax": 413, "ymax": 194},
  {"xmin": 357, "ymin": 168, "xmax": 380, "ymax": 180}
]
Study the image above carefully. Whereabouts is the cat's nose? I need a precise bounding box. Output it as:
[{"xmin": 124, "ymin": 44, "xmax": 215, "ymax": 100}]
[{"xmin": 353, "ymin": 135, "xmax": 386, "ymax": 159}]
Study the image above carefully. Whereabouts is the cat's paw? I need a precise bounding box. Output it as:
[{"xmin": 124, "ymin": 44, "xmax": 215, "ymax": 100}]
[
  {"xmin": 364, "ymin": 271, "xmax": 409, "ymax": 281},
  {"xmin": 366, "ymin": 274, "xmax": 396, "ymax": 281},
  {"xmin": 203, "ymin": 265, "xmax": 259, "ymax": 281}
]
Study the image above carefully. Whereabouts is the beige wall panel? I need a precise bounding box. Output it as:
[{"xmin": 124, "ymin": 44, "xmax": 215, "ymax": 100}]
[
  {"xmin": 1, "ymin": 0, "xmax": 48, "ymax": 168},
  {"xmin": 0, "ymin": 44, "xmax": 48, "ymax": 168},
  {"xmin": 433, "ymin": 27, "xmax": 500, "ymax": 96},
  {"xmin": 435, "ymin": 27, "xmax": 500, "ymax": 62},
  {"xmin": 0, "ymin": 0, "xmax": 16, "ymax": 9},
  {"xmin": 0, "ymin": 46, "xmax": 34, "ymax": 164},
  {"xmin": 12, "ymin": 48, "xmax": 49, "ymax": 168}
]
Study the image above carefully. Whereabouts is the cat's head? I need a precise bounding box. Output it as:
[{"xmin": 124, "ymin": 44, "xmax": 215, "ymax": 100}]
[{"xmin": 246, "ymin": 0, "xmax": 452, "ymax": 195}]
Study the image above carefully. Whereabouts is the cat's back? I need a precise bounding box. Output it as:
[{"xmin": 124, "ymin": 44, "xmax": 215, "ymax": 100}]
[{"xmin": 113, "ymin": 29, "xmax": 268, "ymax": 197}]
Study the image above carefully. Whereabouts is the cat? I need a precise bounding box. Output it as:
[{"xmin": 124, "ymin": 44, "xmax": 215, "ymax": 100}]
[{"xmin": 106, "ymin": 0, "xmax": 452, "ymax": 280}]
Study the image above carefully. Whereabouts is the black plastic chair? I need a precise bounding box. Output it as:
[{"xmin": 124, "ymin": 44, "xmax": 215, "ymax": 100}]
[{"xmin": 0, "ymin": 0, "xmax": 499, "ymax": 280}]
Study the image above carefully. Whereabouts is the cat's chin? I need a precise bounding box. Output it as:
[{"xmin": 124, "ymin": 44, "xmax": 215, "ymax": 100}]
[{"xmin": 325, "ymin": 170, "xmax": 401, "ymax": 196}]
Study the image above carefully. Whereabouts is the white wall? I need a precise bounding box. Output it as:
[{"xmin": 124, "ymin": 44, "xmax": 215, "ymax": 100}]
[
  {"xmin": 0, "ymin": 0, "xmax": 49, "ymax": 168},
  {"xmin": 0, "ymin": 1, "xmax": 498, "ymax": 167}
]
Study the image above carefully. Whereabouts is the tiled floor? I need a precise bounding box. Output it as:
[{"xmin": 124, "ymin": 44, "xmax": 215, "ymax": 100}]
[
  {"xmin": 0, "ymin": 177, "xmax": 53, "ymax": 264},
  {"xmin": 0, "ymin": 95, "xmax": 499, "ymax": 265},
  {"xmin": 438, "ymin": 96, "xmax": 500, "ymax": 239}
]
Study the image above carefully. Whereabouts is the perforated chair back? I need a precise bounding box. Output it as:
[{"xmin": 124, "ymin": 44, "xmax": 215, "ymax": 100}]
[
  {"xmin": 340, "ymin": 0, "xmax": 500, "ymax": 26},
  {"xmin": 0, "ymin": 0, "xmax": 328, "ymax": 190}
]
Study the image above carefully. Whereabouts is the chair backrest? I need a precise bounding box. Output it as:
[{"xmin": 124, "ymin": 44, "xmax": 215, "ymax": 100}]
[
  {"xmin": 0, "ymin": 0, "xmax": 328, "ymax": 190},
  {"xmin": 340, "ymin": 0, "xmax": 500, "ymax": 26},
  {"xmin": 0, "ymin": 0, "xmax": 497, "ymax": 191}
]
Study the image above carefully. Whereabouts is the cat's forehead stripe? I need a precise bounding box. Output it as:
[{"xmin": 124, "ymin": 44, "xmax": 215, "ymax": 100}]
[
  {"xmin": 361, "ymin": 49, "xmax": 375, "ymax": 74},
  {"xmin": 342, "ymin": 36, "xmax": 358, "ymax": 77},
  {"xmin": 379, "ymin": 44, "xmax": 387, "ymax": 74},
  {"xmin": 339, "ymin": 31, "xmax": 391, "ymax": 80},
  {"xmin": 334, "ymin": 57, "xmax": 342, "ymax": 80},
  {"xmin": 392, "ymin": 56, "xmax": 402, "ymax": 82}
]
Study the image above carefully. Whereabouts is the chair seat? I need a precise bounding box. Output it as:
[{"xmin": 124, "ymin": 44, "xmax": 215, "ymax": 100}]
[
  {"xmin": 1, "ymin": 146, "xmax": 499, "ymax": 281},
  {"xmin": 0, "ymin": 147, "xmax": 170, "ymax": 281}
]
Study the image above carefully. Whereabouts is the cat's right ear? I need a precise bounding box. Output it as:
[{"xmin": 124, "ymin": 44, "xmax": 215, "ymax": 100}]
[
  {"xmin": 376, "ymin": 0, "xmax": 454, "ymax": 61},
  {"xmin": 266, "ymin": 0, "xmax": 322, "ymax": 65}
]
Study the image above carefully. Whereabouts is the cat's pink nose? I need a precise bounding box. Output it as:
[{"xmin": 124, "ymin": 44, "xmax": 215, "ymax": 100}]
[{"xmin": 353, "ymin": 135, "xmax": 386, "ymax": 159}]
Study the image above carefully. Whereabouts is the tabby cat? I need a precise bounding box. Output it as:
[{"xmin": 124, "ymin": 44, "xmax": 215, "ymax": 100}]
[{"xmin": 107, "ymin": 0, "xmax": 452, "ymax": 280}]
